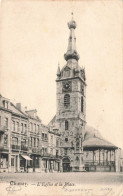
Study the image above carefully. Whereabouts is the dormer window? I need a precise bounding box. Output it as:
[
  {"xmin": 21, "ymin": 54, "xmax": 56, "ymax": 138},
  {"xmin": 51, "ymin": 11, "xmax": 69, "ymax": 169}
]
[{"xmin": 3, "ymin": 100, "xmax": 8, "ymax": 109}]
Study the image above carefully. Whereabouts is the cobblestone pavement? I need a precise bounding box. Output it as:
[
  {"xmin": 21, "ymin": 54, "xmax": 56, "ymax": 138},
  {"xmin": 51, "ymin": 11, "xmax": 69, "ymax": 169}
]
[{"xmin": 0, "ymin": 172, "xmax": 123, "ymax": 184}]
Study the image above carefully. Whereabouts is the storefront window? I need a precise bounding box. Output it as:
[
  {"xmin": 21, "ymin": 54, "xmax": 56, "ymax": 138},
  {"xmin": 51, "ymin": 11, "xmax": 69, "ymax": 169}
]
[{"xmin": 11, "ymin": 158, "xmax": 14, "ymax": 166}]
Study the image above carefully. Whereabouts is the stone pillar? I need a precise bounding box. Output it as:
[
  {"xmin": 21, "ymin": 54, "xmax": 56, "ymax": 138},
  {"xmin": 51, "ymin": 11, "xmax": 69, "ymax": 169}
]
[
  {"xmin": 60, "ymin": 159, "xmax": 63, "ymax": 172},
  {"xmin": 8, "ymin": 153, "xmax": 11, "ymax": 173},
  {"xmin": 114, "ymin": 150, "xmax": 116, "ymax": 171},
  {"xmin": 8, "ymin": 126, "xmax": 11, "ymax": 173},
  {"xmin": 99, "ymin": 149, "xmax": 100, "ymax": 165},
  {"xmin": 25, "ymin": 159, "xmax": 27, "ymax": 173},
  {"xmin": 17, "ymin": 155, "xmax": 20, "ymax": 172},
  {"xmin": 103, "ymin": 150, "xmax": 104, "ymax": 166},
  {"xmin": 46, "ymin": 160, "xmax": 49, "ymax": 173},
  {"xmin": 39, "ymin": 157, "xmax": 42, "ymax": 172},
  {"xmin": 106, "ymin": 150, "xmax": 108, "ymax": 162},
  {"xmin": 93, "ymin": 151, "xmax": 94, "ymax": 165},
  {"xmin": 110, "ymin": 150, "xmax": 111, "ymax": 163}
]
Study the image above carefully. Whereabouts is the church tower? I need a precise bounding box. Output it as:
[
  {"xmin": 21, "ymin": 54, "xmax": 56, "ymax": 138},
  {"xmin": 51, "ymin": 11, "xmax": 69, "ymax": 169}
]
[{"xmin": 56, "ymin": 14, "xmax": 86, "ymax": 172}]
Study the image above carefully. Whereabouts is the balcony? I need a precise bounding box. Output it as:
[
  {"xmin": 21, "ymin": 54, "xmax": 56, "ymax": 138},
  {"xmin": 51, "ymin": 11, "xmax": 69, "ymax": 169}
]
[
  {"xmin": 0, "ymin": 125, "xmax": 6, "ymax": 134},
  {"xmin": 32, "ymin": 147, "xmax": 41, "ymax": 154},
  {"xmin": 11, "ymin": 145, "xmax": 21, "ymax": 150},
  {"xmin": 42, "ymin": 138, "xmax": 48, "ymax": 142},
  {"xmin": 21, "ymin": 145, "xmax": 28, "ymax": 151}
]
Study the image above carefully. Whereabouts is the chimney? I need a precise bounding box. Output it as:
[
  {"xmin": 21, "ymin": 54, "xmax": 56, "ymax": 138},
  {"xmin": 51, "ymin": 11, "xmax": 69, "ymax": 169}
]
[{"xmin": 16, "ymin": 103, "xmax": 21, "ymax": 110}]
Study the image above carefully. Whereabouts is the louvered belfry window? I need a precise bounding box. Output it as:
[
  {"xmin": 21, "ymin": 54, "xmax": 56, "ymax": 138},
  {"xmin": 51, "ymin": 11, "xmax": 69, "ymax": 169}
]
[
  {"xmin": 81, "ymin": 96, "xmax": 84, "ymax": 112},
  {"xmin": 64, "ymin": 94, "xmax": 70, "ymax": 107},
  {"xmin": 65, "ymin": 120, "xmax": 69, "ymax": 130}
]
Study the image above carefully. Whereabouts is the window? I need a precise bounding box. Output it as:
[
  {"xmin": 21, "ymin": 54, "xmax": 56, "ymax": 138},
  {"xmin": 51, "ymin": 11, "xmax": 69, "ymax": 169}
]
[
  {"xmin": 64, "ymin": 149, "xmax": 67, "ymax": 155},
  {"xmin": 31, "ymin": 137, "xmax": 33, "ymax": 147},
  {"xmin": 11, "ymin": 158, "xmax": 14, "ymax": 166},
  {"xmin": 34, "ymin": 138, "xmax": 36, "ymax": 147},
  {"xmin": 4, "ymin": 135, "xmax": 8, "ymax": 145},
  {"xmin": 65, "ymin": 138, "xmax": 68, "ymax": 142},
  {"xmin": 56, "ymin": 139, "xmax": 59, "ymax": 147},
  {"xmin": 76, "ymin": 156, "xmax": 79, "ymax": 161},
  {"xmin": 4, "ymin": 118, "xmax": 8, "ymax": 128},
  {"xmin": 16, "ymin": 122, "xmax": 19, "ymax": 132},
  {"xmin": 45, "ymin": 134, "xmax": 48, "ymax": 141},
  {"xmin": 21, "ymin": 139, "xmax": 26, "ymax": 147},
  {"xmin": 42, "ymin": 133, "xmax": 44, "ymax": 140},
  {"xmin": 81, "ymin": 96, "xmax": 84, "ymax": 113},
  {"xmin": 37, "ymin": 125, "xmax": 39, "ymax": 133},
  {"xmin": 21, "ymin": 123, "xmax": 23, "ymax": 133},
  {"xmin": 34, "ymin": 124, "xmax": 36, "ymax": 133},
  {"xmin": 50, "ymin": 148, "xmax": 53, "ymax": 155},
  {"xmin": 56, "ymin": 150, "xmax": 59, "ymax": 157},
  {"xmin": 3, "ymin": 100, "xmax": 8, "ymax": 109},
  {"xmin": 37, "ymin": 138, "xmax": 39, "ymax": 147},
  {"xmin": 3, "ymin": 100, "xmax": 5, "ymax": 108},
  {"xmin": 64, "ymin": 94, "xmax": 70, "ymax": 107},
  {"xmin": 12, "ymin": 121, "xmax": 15, "ymax": 132},
  {"xmin": 24, "ymin": 124, "xmax": 27, "ymax": 134},
  {"xmin": 65, "ymin": 120, "xmax": 68, "ymax": 130},
  {"xmin": 30, "ymin": 122, "xmax": 33, "ymax": 132},
  {"xmin": 51, "ymin": 135, "xmax": 53, "ymax": 144},
  {"xmin": 12, "ymin": 137, "xmax": 18, "ymax": 145},
  {"xmin": 64, "ymin": 70, "xmax": 70, "ymax": 77}
]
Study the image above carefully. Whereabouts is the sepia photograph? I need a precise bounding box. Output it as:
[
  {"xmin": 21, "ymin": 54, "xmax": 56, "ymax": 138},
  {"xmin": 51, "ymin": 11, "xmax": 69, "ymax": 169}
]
[{"xmin": 0, "ymin": 0, "xmax": 123, "ymax": 195}]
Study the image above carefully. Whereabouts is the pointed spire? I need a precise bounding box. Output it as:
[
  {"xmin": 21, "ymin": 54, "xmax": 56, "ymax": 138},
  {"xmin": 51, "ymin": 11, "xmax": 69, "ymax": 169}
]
[
  {"xmin": 64, "ymin": 13, "xmax": 80, "ymax": 61},
  {"xmin": 57, "ymin": 62, "xmax": 61, "ymax": 76}
]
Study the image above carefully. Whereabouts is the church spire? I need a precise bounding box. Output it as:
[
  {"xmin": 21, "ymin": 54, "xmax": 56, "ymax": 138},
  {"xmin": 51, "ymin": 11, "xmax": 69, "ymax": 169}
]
[{"xmin": 64, "ymin": 13, "xmax": 80, "ymax": 61}]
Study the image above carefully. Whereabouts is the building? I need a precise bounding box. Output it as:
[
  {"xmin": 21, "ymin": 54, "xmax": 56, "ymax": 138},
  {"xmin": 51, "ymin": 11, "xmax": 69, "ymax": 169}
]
[
  {"xmin": 0, "ymin": 15, "xmax": 122, "ymax": 173},
  {"xmin": 48, "ymin": 15, "xmax": 120, "ymax": 172},
  {"xmin": 0, "ymin": 95, "xmax": 61, "ymax": 173}
]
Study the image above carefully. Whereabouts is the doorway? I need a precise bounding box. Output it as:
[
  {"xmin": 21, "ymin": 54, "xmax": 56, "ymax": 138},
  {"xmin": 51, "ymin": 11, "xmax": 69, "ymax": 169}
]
[{"xmin": 62, "ymin": 157, "xmax": 70, "ymax": 172}]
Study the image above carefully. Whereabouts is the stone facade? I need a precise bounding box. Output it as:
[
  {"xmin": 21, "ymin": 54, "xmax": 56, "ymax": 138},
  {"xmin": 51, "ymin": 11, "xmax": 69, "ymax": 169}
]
[{"xmin": 0, "ymin": 95, "xmax": 61, "ymax": 173}]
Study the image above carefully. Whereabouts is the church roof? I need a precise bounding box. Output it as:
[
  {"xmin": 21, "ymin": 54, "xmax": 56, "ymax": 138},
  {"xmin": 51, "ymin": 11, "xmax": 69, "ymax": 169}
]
[{"xmin": 48, "ymin": 116, "xmax": 118, "ymax": 149}]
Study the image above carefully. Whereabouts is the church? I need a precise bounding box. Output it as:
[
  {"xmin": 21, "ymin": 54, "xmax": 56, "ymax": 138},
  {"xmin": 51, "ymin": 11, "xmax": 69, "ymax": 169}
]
[
  {"xmin": 48, "ymin": 14, "xmax": 119, "ymax": 172},
  {"xmin": 0, "ymin": 15, "xmax": 121, "ymax": 173}
]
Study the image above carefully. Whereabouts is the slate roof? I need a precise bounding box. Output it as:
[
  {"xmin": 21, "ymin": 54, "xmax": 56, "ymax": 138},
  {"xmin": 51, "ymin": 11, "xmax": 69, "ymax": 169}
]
[{"xmin": 10, "ymin": 103, "xmax": 27, "ymax": 118}]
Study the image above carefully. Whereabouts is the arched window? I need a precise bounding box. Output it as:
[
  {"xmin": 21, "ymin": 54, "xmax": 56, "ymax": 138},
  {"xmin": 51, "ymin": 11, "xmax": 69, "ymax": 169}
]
[
  {"xmin": 81, "ymin": 96, "xmax": 84, "ymax": 113},
  {"xmin": 65, "ymin": 138, "xmax": 68, "ymax": 142},
  {"xmin": 65, "ymin": 120, "xmax": 69, "ymax": 130},
  {"xmin": 64, "ymin": 94, "xmax": 70, "ymax": 108}
]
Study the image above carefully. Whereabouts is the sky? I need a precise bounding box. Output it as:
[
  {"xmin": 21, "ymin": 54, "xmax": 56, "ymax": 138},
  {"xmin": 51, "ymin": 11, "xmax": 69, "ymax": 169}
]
[{"xmin": 0, "ymin": 0, "xmax": 122, "ymax": 148}]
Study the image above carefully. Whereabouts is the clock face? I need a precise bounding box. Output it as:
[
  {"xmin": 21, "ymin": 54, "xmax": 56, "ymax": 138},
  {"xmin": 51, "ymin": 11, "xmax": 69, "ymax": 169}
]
[
  {"xmin": 62, "ymin": 81, "xmax": 72, "ymax": 92},
  {"xmin": 64, "ymin": 83, "xmax": 70, "ymax": 89}
]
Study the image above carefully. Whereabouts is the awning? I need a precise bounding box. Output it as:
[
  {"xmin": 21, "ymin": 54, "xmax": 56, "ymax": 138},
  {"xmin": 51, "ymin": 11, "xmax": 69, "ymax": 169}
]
[{"xmin": 21, "ymin": 155, "xmax": 32, "ymax": 160}]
